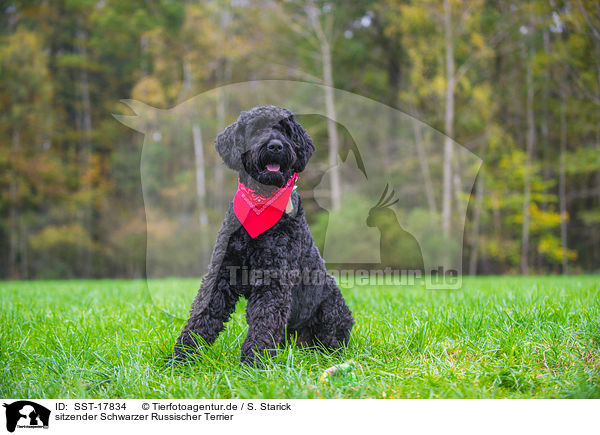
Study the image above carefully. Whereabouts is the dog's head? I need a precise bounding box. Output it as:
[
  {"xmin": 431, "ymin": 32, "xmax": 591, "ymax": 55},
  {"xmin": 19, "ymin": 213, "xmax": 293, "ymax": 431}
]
[{"xmin": 215, "ymin": 105, "xmax": 315, "ymax": 191}]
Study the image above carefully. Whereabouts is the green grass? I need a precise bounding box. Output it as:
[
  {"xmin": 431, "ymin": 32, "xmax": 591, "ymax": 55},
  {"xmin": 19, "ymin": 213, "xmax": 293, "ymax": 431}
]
[{"xmin": 1, "ymin": 276, "xmax": 599, "ymax": 398}]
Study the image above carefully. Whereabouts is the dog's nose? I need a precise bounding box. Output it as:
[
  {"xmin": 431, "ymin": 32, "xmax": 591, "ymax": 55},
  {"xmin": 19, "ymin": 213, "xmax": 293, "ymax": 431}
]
[{"xmin": 267, "ymin": 140, "xmax": 283, "ymax": 153}]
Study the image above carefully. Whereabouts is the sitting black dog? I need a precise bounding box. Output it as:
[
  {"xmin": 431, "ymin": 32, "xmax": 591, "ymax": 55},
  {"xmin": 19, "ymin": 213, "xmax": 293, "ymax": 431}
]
[{"xmin": 172, "ymin": 105, "xmax": 354, "ymax": 366}]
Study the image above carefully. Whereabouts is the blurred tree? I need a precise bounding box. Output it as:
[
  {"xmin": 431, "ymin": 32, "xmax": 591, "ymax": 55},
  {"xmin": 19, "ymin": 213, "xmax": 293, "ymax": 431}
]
[{"xmin": 0, "ymin": 27, "xmax": 56, "ymax": 278}]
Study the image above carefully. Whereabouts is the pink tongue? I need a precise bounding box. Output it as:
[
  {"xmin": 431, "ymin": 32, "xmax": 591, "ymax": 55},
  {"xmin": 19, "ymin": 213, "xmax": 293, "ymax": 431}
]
[{"xmin": 266, "ymin": 164, "xmax": 280, "ymax": 172}]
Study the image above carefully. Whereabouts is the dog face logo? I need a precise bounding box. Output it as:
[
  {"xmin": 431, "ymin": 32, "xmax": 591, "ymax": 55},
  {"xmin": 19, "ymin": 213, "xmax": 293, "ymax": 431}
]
[{"xmin": 3, "ymin": 401, "xmax": 50, "ymax": 432}]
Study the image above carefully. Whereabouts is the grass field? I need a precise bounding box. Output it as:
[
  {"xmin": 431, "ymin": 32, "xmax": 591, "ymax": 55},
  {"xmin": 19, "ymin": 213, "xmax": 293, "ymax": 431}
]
[{"xmin": 1, "ymin": 276, "xmax": 599, "ymax": 399}]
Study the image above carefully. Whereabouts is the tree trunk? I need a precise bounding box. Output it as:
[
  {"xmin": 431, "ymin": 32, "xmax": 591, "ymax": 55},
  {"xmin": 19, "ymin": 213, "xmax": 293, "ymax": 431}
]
[
  {"xmin": 193, "ymin": 124, "xmax": 209, "ymax": 268},
  {"xmin": 541, "ymin": 30, "xmax": 551, "ymax": 180},
  {"xmin": 19, "ymin": 219, "xmax": 28, "ymax": 279},
  {"xmin": 559, "ymin": 96, "xmax": 568, "ymax": 274},
  {"xmin": 521, "ymin": 37, "xmax": 535, "ymax": 275},
  {"xmin": 372, "ymin": 13, "xmax": 402, "ymax": 158},
  {"xmin": 469, "ymin": 170, "xmax": 484, "ymax": 275},
  {"xmin": 307, "ymin": 2, "xmax": 341, "ymax": 210},
  {"xmin": 537, "ymin": 29, "xmax": 551, "ymax": 269},
  {"xmin": 8, "ymin": 128, "xmax": 20, "ymax": 279},
  {"xmin": 413, "ymin": 120, "xmax": 437, "ymax": 213},
  {"xmin": 214, "ymin": 57, "xmax": 230, "ymax": 211},
  {"xmin": 215, "ymin": 84, "xmax": 225, "ymax": 209},
  {"xmin": 76, "ymin": 25, "xmax": 93, "ymax": 277},
  {"xmin": 192, "ymin": 124, "xmax": 208, "ymax": 227},
  {"xmin": 177, "ymin": 57, "xmax": 192, "ymax": 103},
  {"xmin": 442, "ymin": 0, "xmax": 455, "ymax": 237},
  {"xmin": 214, "ymin": 6, "xmax": 232, "ymax": 211},
  {"xmin": 322, "ymin": 42, "xmax": 341, "ymax": 210}
]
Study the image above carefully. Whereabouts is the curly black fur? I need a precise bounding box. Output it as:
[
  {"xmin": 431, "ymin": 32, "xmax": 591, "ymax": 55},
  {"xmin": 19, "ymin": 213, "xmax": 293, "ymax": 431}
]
[{"xmin": 171, "ymin": 105, "xmax": 354, "ymax": 366}]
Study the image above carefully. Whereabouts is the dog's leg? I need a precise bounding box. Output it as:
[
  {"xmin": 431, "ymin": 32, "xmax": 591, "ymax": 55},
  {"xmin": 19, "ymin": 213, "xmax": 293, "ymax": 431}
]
[
  {"xmin": 286, "ymin": 327, "xmax": 314, "ymax": 348},
  {"xmin": 171, "ymin": 271, "xmax": 239, "ymax": 362},
  {"xmin": 312, "ymin": 276, "xmax": 354, "ymax": 349},
  {"xmin": 240, "ymin": 286, "xmax": 292, "ymax": 366}
]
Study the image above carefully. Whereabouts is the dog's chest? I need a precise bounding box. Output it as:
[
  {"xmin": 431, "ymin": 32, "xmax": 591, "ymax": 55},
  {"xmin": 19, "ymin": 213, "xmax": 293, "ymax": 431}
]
[{"xmin": 221, "ymin": 211, "xmax": 305, "ymax": 294}]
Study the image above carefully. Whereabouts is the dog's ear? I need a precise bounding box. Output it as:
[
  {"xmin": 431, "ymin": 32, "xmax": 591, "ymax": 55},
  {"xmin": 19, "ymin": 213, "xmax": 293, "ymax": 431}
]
[
  {"xmin": 283, "ymin": 115, "xmax": 315, "ymax": 173},
  {"xmin": 215, "ymin": 120, "xmax": 245, "ymax": 171}
]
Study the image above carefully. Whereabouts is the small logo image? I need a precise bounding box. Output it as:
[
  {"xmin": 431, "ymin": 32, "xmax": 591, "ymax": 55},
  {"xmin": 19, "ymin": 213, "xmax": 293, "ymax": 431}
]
[{"xmin": 3, "ymin": 401, "xmax": 50, "ymax": 433}]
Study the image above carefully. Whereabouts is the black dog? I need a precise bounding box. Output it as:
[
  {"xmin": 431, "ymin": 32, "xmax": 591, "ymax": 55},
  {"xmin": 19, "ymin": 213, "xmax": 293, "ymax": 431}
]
[{"xmin": 172, "ymin": 105, "xmax": 354, "ymax": 366}]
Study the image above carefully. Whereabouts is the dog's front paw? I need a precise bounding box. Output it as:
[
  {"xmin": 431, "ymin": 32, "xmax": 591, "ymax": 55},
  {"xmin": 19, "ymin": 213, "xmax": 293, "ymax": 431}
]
[
  {"xmin": 164, "ymin": 346, "xmax": 196, "ymax": 367},
  {"xmin": 164, "ymin": 353, "xmax": 182, "ymax": 366},
  {"xmin": 240, "ymin": 351, "xmax": 256, "ymax": 367},
  {"xmin": 241, "ymin": 349, "xmax": 268, "ymax": 368},
  {"xmin": 164, "ymin": 352, "xmax": 186, "ymax": 367}
]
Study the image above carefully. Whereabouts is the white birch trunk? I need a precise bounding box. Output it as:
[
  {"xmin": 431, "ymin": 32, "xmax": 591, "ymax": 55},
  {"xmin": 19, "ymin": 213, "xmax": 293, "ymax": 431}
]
[
  {"xmin": 322, "ymin": 43, "xmax": 341, "ymax": 211},
  {"xmin": 307, "ymin": 1, "xmax": 341, "ymax": 210}
]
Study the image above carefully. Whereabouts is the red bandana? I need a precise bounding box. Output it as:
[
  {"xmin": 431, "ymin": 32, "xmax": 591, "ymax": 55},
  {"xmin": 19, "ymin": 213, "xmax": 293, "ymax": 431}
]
[{"xmin": 233, "ymin": 173, "xmax": 299, "ymax": 238}]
